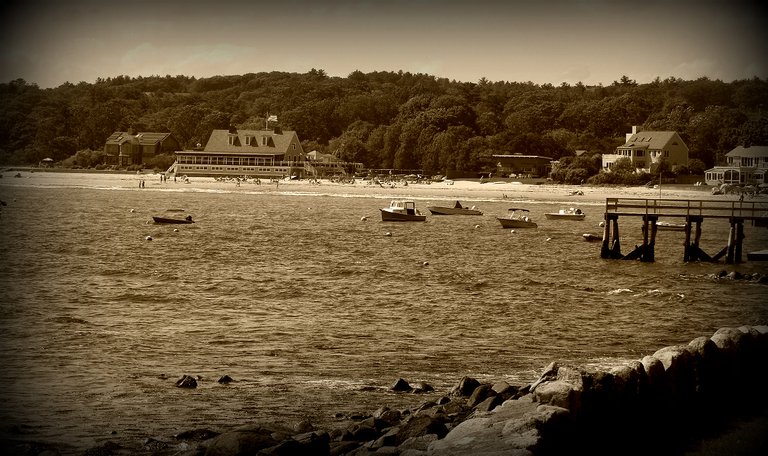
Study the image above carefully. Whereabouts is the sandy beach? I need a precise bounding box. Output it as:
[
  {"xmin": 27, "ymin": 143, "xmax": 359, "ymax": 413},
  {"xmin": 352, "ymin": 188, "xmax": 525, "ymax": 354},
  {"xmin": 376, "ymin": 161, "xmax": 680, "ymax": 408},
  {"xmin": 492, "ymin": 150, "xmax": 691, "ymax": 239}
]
[{"xmin": 148, "ymin": 175, "xmax": 746, "ymax": 205}]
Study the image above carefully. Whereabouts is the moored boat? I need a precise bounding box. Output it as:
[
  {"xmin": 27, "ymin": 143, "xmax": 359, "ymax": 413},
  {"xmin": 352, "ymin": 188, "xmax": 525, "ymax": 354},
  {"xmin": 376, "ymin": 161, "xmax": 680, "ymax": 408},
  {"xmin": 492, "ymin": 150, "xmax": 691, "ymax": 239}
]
[
  {"xmin": 427, "ymin": 200, "xmax": 482, "ymax": 216},
  {"xmin": 380, "ymin": 200, "xmax": 426, "ymax": 222},
  {"xmin": 496, "ymin": 208, "xmax": 537, "ymax": 228},
  {"xmin": 152, "ymin": 215, "xmax": 194, "ymax": 224},
  {"xmin": 544, "ymin": 208, "xmax": 585, "ymax": 220},
  {"xmin": 582, "ymin": 233, "xmax": 602, "ymax": 242}
]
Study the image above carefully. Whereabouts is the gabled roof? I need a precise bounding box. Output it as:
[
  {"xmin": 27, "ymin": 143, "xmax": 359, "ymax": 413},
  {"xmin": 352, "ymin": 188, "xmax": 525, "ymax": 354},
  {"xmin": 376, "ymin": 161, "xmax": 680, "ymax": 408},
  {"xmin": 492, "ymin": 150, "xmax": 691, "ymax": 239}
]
[
  {"xmin": 619, "ymin": 131, "xmax": 687, "ymax": 151},
  {"xmin": 135, "ymin": 132, "xmax": 173, "ymax": 146},
  {"xmin": 726, "ymin": 146, "xmax": 768, "ymax": 158},
  {"xmin": 105, "ymin": 131, "xmax": 171, "ymax": 146},
  {"xmin": 105, "ymin": 132, "xmax": 138, "ymax": 145},
  {"xmin": 204, "ymin": 129, "xmax": 298, "ymax": 154}
]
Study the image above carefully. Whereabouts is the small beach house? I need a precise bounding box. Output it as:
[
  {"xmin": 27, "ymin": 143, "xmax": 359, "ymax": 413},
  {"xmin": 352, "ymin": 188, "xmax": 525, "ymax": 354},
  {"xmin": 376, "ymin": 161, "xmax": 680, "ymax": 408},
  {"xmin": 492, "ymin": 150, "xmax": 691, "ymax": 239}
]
[{"xmin": 704, "ymin": 145, "xmax": 768, "ymax": 186}]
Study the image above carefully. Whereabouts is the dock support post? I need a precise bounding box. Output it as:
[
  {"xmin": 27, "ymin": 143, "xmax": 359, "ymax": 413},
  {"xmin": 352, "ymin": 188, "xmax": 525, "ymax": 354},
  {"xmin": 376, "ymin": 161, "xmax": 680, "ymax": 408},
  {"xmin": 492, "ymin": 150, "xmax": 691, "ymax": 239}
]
[
  {"xmin": 601, "ymin": 214, "xmax": 622, "ymax": 259},
  {"xmin": 641, "ymin": 215, "xmax": 658, "ymax": 262},
  {"xmin": 726, "ymin": 218, "xmax": 745, "ymax": 264},
  {"xmin": 684, "ymin": 216, "xmax": 707, "ymax": 261},
  {"xmin": 610, "ymin": 216, "xmax": 622, "ymax": 258}
]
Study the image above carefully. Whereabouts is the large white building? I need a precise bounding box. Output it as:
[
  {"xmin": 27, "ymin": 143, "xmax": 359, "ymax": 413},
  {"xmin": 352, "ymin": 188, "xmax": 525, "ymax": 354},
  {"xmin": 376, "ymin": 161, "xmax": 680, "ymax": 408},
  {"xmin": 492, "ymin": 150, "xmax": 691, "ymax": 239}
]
[
  {"xmin": 172, "ymin": 128, "xmax": 306, "ymax": 178},
  {"xmin": 704, "ymin": 145, "xmax": 768, "ymax": 186}
]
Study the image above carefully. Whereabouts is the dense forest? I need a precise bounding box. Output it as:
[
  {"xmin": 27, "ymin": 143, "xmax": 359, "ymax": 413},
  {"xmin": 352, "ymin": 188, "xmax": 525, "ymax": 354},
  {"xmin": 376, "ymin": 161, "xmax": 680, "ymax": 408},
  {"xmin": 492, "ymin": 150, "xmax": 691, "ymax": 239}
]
[{"xmin": 1, "ymin": 70, "xmax": 767, "ymax": 181}]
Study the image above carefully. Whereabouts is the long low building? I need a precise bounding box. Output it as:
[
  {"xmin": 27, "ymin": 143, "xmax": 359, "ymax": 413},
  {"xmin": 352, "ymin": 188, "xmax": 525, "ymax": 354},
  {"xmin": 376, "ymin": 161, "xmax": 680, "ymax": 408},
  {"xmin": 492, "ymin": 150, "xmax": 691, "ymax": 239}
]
[{"xmin": 172, "ymin": 128, "xmax": 307, "ymax": 178}]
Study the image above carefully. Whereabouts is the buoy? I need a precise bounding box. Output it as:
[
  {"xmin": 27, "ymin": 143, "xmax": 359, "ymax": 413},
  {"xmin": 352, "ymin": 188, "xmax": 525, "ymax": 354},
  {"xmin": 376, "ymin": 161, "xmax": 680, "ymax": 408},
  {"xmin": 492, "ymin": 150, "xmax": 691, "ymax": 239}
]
[
  {"xmin": 145, "ymin": 236, "xmax": 153, "ymax": 241},
  {"xmin": 385, "ymin": 232, "xmax": 392, "ymax": 237},
  {"xmin": 599, "ymin": 221, "xmax": 605, "ymax": 227},
  {"xmin": 510, "ymin": 229, "xmax": 515, "ymax": 233},
  {"xmin": 361, "ymin": 216, "xmax": 368, "ymax": 221},
  {"xmin": 422, "ymin": 261, "xmax": 429, "ymax": 266},
  {"xmin": 474, "ymin": 224, "xmax": 480, "ymax": 229},
  {"xmin": 546, "ymin": 237, "xmax": 552, "ymax": 241},
  {"xmin": 173, "ymin": 228, "xmax": 179, "ymax": 232},
  {"xmin": 130, "ymin": 209, "xmax": 135, "ymax": 213}
]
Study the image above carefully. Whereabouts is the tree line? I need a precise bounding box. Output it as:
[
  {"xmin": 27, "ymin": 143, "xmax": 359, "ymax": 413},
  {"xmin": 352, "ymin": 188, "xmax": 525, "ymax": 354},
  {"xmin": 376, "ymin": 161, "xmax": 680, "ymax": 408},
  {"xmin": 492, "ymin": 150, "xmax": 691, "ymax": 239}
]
[{"xmin": 1, "ymin": 70, "xmax": 766, "ymax": 181}]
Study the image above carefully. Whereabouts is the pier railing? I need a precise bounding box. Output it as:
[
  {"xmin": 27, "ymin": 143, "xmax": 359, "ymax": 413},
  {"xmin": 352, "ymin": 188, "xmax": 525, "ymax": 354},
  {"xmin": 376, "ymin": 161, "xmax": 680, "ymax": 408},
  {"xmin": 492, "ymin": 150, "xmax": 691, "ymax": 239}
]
[
  {"xmin": 601, "ymin": 198, "xmax": 768, "ymax": 263},
  {"xmin": 604, "ymin": 197, "xmax": 768, "ymax": 221}
]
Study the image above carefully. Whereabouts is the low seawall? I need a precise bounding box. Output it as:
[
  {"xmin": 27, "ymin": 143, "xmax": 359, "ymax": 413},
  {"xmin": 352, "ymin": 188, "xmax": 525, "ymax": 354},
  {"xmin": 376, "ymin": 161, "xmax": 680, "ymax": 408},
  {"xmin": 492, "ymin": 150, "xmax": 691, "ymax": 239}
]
[{"xmin": 430, "ymin": 324, "xmax": 768, "ymax": 456}]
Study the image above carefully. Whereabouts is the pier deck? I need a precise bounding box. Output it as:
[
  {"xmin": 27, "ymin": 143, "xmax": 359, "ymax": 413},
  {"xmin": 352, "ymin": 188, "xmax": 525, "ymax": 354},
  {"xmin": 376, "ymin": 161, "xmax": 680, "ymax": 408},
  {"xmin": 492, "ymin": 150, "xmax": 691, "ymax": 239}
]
[{"xmin": 601, "ymin": 198, "xmax": 768, "ymax": 263}]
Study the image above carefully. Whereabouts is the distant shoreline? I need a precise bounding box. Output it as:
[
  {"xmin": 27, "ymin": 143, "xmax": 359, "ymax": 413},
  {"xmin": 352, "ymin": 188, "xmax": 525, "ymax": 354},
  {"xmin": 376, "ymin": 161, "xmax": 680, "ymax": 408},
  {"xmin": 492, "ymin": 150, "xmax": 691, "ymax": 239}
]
[{"xmin": 0, "ymin": 168, "xmax": 753, "ymax": 206}]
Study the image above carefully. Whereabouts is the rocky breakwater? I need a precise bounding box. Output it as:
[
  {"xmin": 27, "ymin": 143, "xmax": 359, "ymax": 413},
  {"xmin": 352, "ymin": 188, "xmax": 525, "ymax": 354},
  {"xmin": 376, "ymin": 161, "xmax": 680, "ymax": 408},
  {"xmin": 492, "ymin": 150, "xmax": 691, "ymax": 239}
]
[{"xmin": 71, "ymin": 325, "xmax": 767, "ymax": 456}]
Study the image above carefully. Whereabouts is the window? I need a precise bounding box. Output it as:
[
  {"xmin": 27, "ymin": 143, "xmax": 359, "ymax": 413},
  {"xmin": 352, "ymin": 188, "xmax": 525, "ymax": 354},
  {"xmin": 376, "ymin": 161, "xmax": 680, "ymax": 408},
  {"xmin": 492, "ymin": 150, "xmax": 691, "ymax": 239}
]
[
  {"xmin": 245, "ymin": 136, "xmax": 254, "ymax": 146},
  {"xmin": 228, "ymin": 136, "xmax": 235, "ymax": 145},
  {"xmin": 636, "ymin": 150, "xmax": 644, "ymax": 157},
  {"xmin": 663, "ymin": 151, "xmax": 669, "ymax": 158}
]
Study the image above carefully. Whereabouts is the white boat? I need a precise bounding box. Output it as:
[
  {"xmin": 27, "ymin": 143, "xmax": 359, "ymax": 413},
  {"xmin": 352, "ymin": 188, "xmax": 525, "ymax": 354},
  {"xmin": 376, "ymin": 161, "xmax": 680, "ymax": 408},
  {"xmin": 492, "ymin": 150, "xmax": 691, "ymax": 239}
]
[
  {"xmin": 656, "ymin": 221, "xmax": 686, "ymax": 231},
  {"xmin": 427, "ymin": 201, "xmax": 482, "ymax": 216},
  {"xmin": 544, "ymin": 208, "xmax": 585, "ymax": 221},
  {"xmin": 380, "ymin": 200, "xmax": 427, "ymax": 222},
  {"xmin": 496, "ymin": 208, "xmax": 537, "ymax": 228}
]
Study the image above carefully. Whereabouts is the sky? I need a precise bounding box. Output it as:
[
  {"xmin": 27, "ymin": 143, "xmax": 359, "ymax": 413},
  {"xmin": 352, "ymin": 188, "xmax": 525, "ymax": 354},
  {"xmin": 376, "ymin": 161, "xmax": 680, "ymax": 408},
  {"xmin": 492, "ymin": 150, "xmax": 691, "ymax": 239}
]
[{"xmin": 0, "ymin": 0, "xmax": 766, "ymax": 89}]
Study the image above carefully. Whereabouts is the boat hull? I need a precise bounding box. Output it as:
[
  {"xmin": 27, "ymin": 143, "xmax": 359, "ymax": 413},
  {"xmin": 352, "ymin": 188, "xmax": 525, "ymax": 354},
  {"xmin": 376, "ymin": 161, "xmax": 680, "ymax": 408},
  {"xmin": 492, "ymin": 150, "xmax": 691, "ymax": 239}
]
[
  {"xmin": 152, "ymin": 216, "xmax": 194, "ymax": 224},
  {"xmin": 428, "ymin": 206, "xmax": 482, "ymax": 216},
  {"xmin": 544, "ymin": 213, "xmax": 585, "ymax": 221},
  {"xmin": 380, "ymin": 209, "xmax": 426, "ymax": 222},
  {"xmin": 496, "ymin": 217, "xmax": 537, "ymax": 228}
]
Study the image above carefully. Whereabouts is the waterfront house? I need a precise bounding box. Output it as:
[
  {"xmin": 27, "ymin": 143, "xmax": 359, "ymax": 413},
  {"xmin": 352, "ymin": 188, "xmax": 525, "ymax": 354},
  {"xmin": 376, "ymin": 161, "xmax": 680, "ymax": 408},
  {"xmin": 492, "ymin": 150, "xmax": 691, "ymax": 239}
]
[
  {"xmin": 104, "ymin": 131, "xmax": 179, "ymax": 167},
  {"xmin": 172, "ymin": 128, "xmax": 306, "ymax": 178},
  {"xmin": 602, "ymin": 126, "xmax": 689, "ymax": 172},
  {"xmin": 493, "ymin": 154, "xmax": 553, "ymax": 178},
  {"xmin": 704, "ymin": 145, "xmax": 768, "ymax": 186}
]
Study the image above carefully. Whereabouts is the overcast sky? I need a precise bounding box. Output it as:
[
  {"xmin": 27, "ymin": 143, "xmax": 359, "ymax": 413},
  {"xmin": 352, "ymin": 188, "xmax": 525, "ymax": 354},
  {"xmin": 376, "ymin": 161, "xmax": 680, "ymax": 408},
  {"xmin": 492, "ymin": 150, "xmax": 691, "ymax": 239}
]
[{"xmin": 0, "ymin": 0, "xmax": 765, "ymax": 89}]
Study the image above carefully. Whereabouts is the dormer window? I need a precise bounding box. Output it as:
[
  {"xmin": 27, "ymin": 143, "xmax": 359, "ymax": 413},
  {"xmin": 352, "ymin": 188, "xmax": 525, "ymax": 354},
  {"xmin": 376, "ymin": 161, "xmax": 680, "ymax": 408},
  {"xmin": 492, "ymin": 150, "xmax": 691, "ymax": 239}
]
[{"xmin": 245, "ymin": 136, "xmax": 254, "ymax": 146}]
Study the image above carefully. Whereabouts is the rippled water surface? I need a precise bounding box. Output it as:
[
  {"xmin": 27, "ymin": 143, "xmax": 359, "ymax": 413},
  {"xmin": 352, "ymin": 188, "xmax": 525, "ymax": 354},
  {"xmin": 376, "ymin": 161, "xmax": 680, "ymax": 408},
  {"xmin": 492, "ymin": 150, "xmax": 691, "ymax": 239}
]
[{"xmin": 1, "ymin": 173, "xmax": 767, "ymax": 452}]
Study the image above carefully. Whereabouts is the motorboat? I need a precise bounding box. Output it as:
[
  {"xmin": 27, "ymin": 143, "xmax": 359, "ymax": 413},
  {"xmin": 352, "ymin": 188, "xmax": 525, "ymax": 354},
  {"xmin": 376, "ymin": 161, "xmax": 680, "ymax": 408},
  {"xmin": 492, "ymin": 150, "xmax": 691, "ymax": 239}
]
[
  {"xmin": 640, "ymin": 221, "xmax": 687, "ymax": 232},
  {"xmin": 656, "ymin": 221, "xmax": 686, "ymax": 231},
  {"xmin": 152, "ymin": 215, "xmax": 194, "ymax": 224},
  {"xmin": 380, "ymin": 200, "xmax": 426, "ymax": 222},
  {"xmin": 496, "ymin": 208, "xmax": 537, "ymax": 228},
  {"xmin": 544, "ymin": 208, "xmax": 585, "ymax": 221},
  {"xmin": 427, "ymin": 200, "xmax": 482, "ymax": 216}
]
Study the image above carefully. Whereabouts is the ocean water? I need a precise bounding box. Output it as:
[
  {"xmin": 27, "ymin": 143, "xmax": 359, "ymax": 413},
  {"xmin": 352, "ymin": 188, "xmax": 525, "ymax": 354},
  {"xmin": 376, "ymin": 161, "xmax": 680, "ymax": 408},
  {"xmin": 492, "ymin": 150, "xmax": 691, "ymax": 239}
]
[{"xmin": 1, "ymin": 172, "xmax": 767, "ymax": 453}]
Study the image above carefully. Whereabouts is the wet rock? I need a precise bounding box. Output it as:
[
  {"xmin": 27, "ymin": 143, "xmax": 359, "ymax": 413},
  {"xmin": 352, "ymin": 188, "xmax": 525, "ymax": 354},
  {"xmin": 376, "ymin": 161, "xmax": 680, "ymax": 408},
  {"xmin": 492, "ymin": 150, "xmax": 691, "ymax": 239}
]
[
  {"xmin": 203, "ymin": 424, "xmax": 286, "ymax": 456},
  {"xmin": 450, "ymin": 376, "xmax": 480, "ymax": 397},
  {"xmin": 395, "ymin": 415, "xmax": 448, "ymax": 445},
  {"xmin": 467, "ymin": 384, "xmax": 495, "ymax": 408},
  {"xmin": 218, "ymin": 375, "xmax": 233, "ymax": 384},
  {"xmin": 174, "ymin": 428, "xmax": 220, "ymax": 441},
  {"xmin": 391, "ymin": 378, "xmax": 412, "ymax": 392},
  {"xmin": 176, "ymin": 374, "xmax": 198, "ymax": 388},
  {"xmin": 412, "ymin": 381, "xmax": 434, "ymax": 393}
]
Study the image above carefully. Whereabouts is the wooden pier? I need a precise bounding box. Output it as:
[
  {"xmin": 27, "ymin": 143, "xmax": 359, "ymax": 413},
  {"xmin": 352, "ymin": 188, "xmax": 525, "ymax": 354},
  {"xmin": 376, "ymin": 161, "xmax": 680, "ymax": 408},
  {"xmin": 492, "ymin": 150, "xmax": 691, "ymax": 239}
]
[{"xmin": 601, "ymin": 198, "xmax": 768, "ymax": 263}]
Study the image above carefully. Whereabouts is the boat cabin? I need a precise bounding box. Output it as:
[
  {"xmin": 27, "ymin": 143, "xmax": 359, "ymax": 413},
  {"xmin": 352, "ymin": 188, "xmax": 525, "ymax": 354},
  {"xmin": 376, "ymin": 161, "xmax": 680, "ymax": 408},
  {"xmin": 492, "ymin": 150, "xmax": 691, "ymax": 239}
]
[{"xmin": 390, "ymin": 200, "xmax": 418, "ymax": 215}]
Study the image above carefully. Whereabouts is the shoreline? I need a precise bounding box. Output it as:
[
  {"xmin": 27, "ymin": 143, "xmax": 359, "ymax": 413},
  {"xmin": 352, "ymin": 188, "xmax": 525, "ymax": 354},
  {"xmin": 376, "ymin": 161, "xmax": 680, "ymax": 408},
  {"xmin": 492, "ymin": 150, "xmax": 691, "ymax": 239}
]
[{"xmin": 1, "ymin": 169, "xmax": 750, "ymax": 206}]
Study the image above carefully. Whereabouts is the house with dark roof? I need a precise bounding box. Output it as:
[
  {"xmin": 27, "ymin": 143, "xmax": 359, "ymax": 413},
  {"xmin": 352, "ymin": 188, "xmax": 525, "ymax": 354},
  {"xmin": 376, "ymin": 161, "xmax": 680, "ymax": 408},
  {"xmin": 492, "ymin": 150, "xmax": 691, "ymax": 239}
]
[
  {"xmin": 172, "ymin": 128, "xmax": 306, "ymax": 178},
  {"xmin": 104, "ymin": 131, "xmax": 180, "ymax": 166},
  {"xmin": 602, "ymin": 126, "xmax": 689, "ymax": 172},
  {"xmin": 704, "ymin": 145, "xmax": 768, "ymax": 186},
  {"xmin": 493, "ymin": 154, "xmax": 553, "ymax": 178}
]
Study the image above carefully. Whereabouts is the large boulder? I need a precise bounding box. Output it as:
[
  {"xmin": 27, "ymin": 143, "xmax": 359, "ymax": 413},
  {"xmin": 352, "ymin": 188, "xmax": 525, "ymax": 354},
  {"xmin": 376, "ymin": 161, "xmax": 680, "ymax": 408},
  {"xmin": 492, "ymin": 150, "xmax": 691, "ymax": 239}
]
[
  {"xmin": 652, "ymin": 345, "xmax": 696, "ymax": 409},
  {"xmin": 427, "ymin": 396, "xmax": 569, "ymax": 456},
  {"xmin": 204, "ymin": 424, "xmax": 288, "ymax": 456}
]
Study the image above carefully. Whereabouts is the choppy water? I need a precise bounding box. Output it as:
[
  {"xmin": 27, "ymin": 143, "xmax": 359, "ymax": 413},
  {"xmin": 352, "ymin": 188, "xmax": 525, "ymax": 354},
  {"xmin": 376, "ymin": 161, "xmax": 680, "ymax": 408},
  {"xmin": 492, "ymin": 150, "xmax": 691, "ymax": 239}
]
[{"xmin": 1, "ymin": 172, "xmax": 767, "ymax": 453}]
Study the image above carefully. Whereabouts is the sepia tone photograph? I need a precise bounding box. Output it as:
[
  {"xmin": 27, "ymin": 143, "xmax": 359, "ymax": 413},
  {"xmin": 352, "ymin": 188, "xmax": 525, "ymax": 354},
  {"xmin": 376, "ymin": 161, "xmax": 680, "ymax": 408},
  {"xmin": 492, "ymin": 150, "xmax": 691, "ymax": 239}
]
[{"xmin": 1, "ymin": 0, "xmax": 767, "ymax": 455}]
